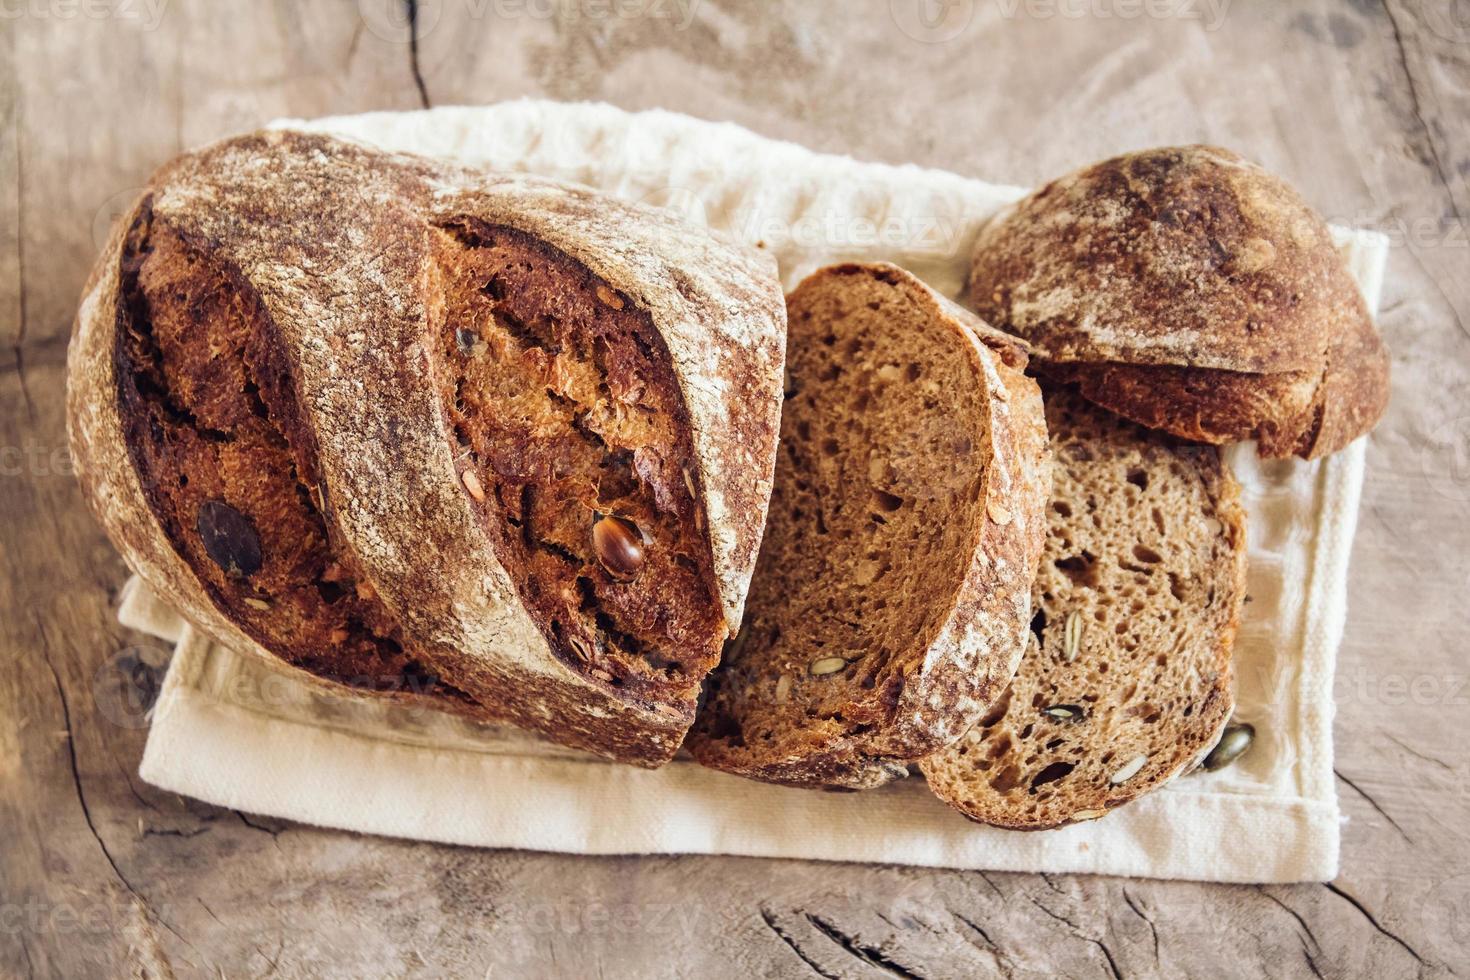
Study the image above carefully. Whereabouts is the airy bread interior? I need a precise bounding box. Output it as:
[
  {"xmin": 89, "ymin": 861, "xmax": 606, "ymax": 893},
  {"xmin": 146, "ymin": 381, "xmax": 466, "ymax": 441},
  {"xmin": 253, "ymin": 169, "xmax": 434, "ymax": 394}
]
[
  {"xmin": 922, "ymin": 388, "xmax": 1244, "ymax": 828},
  {"xmin": 690, "ymin": 266, "xmax": 998, "ymax": 782}
]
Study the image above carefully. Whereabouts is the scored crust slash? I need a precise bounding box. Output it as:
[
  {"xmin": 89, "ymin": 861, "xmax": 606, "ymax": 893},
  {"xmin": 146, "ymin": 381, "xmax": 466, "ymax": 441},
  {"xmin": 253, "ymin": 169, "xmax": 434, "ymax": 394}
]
[{"xmin": 68, "ymin": 129, "xmax": 786, "ymax": 767}]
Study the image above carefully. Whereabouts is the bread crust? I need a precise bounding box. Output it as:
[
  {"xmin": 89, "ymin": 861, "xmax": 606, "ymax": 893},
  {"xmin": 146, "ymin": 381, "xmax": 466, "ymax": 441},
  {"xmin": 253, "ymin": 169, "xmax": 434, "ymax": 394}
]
[
  {"xmin": 688, "ymin": 263, "xmax": 1050, "ymax": 788},
  {"xmin": 67, "ymin": 130, "xmax": 786, "ymax": 766},
  {"xmin": 969, "ymin": 145, "xmax": 1389, "ymax": 459}
]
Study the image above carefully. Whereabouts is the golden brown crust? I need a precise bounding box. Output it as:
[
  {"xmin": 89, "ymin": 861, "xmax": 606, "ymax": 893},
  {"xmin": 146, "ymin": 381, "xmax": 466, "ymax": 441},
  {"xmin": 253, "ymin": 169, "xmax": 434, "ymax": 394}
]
[
  {"xmin": 67, "ymin": 129, "xmax": 786, "ymax": 766},
  {"xmin": 969, "ymin": 145, "xmax": 1390, "ymax": 460},
  {"xmin": 687, "ymin": 263, "xmax": 1050, "ymax": 789}
]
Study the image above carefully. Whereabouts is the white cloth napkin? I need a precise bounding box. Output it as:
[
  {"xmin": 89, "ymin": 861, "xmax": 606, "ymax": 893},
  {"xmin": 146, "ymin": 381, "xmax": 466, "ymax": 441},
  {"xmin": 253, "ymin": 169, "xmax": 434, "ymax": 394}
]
[{"xmin": 128, "ymin": 100, "xmax": 1386, "ymax": 882}]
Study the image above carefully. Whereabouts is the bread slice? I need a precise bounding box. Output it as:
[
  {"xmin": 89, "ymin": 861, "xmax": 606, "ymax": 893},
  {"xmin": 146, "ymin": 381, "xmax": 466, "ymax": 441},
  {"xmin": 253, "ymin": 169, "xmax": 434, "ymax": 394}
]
[
  {"xmin": 969, "ymin": 145, "xmax": 1389, "ymax": 460},
  {"xmin": 687, "ymin": 263, "xmax": 1050, "ymax": 789},
  {"xmin": 921, "ymin": 387, "xmax": 1246, "ymax": 828}
]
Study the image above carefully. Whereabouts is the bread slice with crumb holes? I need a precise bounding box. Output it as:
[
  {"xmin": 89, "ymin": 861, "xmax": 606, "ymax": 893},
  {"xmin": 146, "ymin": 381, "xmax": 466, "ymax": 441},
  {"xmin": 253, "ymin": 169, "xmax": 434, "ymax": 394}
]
[
  {"xmin": 687, "ymin": 262, "xmax": 1050, "ymax": 789},
  {"xmin": 921, "ymin": 386, "xmax": 1246, "ymax": 828}
]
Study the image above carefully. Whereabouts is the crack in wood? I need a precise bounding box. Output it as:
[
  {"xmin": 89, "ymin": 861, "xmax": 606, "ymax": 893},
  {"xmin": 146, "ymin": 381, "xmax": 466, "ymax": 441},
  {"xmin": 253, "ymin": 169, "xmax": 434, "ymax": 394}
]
[
  {"xmin": 37, "ymin": 630, "xmax": 195, "ymax": 970},
  {"xmin": 1300, "ymin": 933, "xmax": 1325, "ymax": 980},
  {"xmin": 18, "ymin": 931, "xmax": 37, "ymax": 980},
  {"xmin": 10, "ymin": 106, "xmax": 33, "ymax": 420},
  {"xmin": 976, "ymin": 871, "xmax": 1006, "ymax": 900},
  {"xmin": 1335, "ymin": 768, "xmax": 1414, "ymax": 843},
  {"xmin": 948, "ymin": 910, "xmax": 1014, "ymax": 976},
  {"xmin": 1122, "ymin": 888, "xmax": 1159, "ymax": 962},
  {"xmin": 1255, "ymin": 887, "xmax": 1320, "ymax": 954},
  {"xmin": 405, "ymin": 0, "xmax": 433, "ymax": 109},
  {"xmin": 1380, "ymin": 0, "xmax": 1466, "ymax": 229},
  {"xmin": 1387, "ymin": 733, "xmax": 1454, "ymax": 771},
  {"xmin": 803, "ymin": 911, "xmax": 928, "ymax": 980},
  {"xmin": 1322, "ymin": 881, "xmax": 1425, "ymax": 966},
  {"xmin": 1090, "ymin": 936, "xmax": 1123, "ymax": 980},
  {"xmin": 757, "ymin": 907, "xmax": 839, "ymax": 980},
  {"xmin": 1025, "ymin": 895, "xmax": 1082, "ymax": 934}
]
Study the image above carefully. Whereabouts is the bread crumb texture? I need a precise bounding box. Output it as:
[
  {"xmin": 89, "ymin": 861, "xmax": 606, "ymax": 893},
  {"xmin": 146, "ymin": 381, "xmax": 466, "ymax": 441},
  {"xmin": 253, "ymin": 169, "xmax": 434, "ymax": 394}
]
[
  {"xmin": 922, "ymin": 387, "xmax": 1245, "ymax": 829},
  {"xmin": 689, "ymin": 263, "xmax": 1048, "ymax": 788}
]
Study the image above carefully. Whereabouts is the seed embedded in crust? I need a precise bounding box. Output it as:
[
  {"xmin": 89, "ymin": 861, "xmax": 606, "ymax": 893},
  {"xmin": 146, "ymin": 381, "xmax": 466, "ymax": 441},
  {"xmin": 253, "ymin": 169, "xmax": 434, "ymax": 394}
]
[
  {"xmin": 1043, "ymin": 704, "xmax": 1083, "ymax": 720},
  {"xmin": 461, "ymin": 469, "xmax": 486, "ymax": 502},
  {"xmin": 774, "ymin": 674, "xmax": 792, "ymax": 703},
  {"xmin": 1063, "ymin": 610, "xmax": 1082, "ymax": 663},
  {"xmin": 243, "ymin": 597, "xmax": 271, "ymax": 611},
  {"xmin": 196, "ymin": 500, "xmax": 263, "ymax": 578},
  {"xmin": 592, "ymin": 513, "xmax": 646, "ymax": 579},
  {"xmin": 595, "ymin": 285, "xmax": 625, "ymax": 310},
  {"xmin": 1202, "ymin": 722, "xmax": 1255, "ymax": 772},
  {"xmin": 1110, "ymin": 754, "xmax": 1147, "ymax": 784},
  {"xmin": 987, "ymin": 502, "xmax": 1012, "ymax": 526},
  {"xmin": 808, "ymin": 656, "xmax": 848, "ymax": 676},
  {"xmin": 1073, "ymin": 808, "xmax": 1109, "ymax": 821},
  {"xmin": 568, "ymin": 635, "xmax": 593, "ymax": 662}
]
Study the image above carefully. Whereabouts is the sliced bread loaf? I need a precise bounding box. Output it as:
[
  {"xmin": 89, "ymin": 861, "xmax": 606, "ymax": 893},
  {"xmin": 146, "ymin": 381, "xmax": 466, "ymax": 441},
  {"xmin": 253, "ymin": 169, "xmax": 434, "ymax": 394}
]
[
  {"xmin": 68, "ymin": 130, "xmax": 786, "ymax": 767},
  {"xmin": 687, "ymin": 263, "xmax": 1050, "ymax": 789},
  {"xmin": 921, "ymin": 387, "xmax": 1246, "ymax": 828}
]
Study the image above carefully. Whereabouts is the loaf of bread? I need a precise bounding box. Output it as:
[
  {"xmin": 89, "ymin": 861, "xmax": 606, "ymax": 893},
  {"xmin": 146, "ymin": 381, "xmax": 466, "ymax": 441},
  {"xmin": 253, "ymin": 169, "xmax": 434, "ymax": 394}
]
[
  {"xmin": 969, "ymin": 145, "xmax": 1390, "ymax": 459},
  {"xmin": 922, "ymin": 387, "xmax": 1246, "ymax": 828},
  {"xmin": 687, "ymin": 263, "xmax": 1050, "ymax": 788},
  {"xmin": 67, "ymin": 130, "xmax": 786, "ymax": 766}
]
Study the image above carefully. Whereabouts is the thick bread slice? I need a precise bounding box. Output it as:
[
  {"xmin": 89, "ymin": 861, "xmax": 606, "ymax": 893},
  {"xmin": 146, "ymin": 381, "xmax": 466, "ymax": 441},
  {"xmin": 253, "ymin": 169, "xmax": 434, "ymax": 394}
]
[
  {"xmin": 688, "ymin": 263, "xmax": 1050, "ymax": 789},
  {"xmin": 67, "ymin": 130, "xmax": 785, "ymax": 766},
  {"xmin": 922, "ymin": 388, "xmax": 1246, "ymax": 829},
  {"xmin": 969, "ymin": 145, "xmax": 1389, "ymax": 460}
]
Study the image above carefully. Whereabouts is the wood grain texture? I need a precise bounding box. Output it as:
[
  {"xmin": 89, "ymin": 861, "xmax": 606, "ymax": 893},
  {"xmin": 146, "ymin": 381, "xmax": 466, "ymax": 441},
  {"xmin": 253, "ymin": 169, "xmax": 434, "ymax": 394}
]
[{"xmin": 1, "ymin": 1, "xmax": 1467, "ymax": 977}]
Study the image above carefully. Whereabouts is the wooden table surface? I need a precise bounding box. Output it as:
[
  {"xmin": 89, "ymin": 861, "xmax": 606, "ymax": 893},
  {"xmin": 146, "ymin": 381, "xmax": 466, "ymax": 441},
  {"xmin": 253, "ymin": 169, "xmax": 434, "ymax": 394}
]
[{"xmin": 3, "ymin": 1, "xmax": 1468, "ymax": 976}]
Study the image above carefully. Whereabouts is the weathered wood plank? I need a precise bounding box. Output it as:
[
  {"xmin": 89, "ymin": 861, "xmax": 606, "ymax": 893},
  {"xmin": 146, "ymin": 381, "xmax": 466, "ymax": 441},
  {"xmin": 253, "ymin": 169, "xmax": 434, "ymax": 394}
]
[{"xmin": 1, "ymin": 1, "xmax": 1466, "ymax": 977}]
